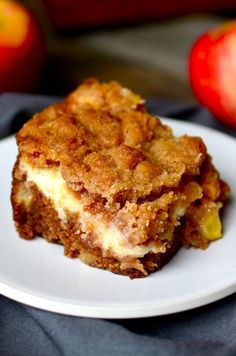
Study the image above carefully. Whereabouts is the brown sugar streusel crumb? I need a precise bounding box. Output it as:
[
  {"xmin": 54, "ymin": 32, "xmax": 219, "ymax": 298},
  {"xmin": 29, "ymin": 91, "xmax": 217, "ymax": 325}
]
[{"xmin": 11, "ymin": 79, "xmax": 230, "ymax": 278}]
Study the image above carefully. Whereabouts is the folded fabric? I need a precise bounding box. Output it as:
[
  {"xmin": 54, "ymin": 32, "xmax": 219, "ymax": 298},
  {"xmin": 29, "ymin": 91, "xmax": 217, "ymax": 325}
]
[{"xmin": 0, "ymin": 93, "xmax": 235, "ymax": 356}]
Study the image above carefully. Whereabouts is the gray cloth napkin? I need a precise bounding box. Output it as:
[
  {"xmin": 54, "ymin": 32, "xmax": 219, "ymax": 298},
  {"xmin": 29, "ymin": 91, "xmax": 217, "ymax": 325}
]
[{"xmin": 0, "ymin": 93, "xmax": 236, "ymax": 356}]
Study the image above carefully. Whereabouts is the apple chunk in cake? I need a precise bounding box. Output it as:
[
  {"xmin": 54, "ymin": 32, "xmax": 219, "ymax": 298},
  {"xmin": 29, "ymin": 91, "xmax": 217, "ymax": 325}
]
[{"xmin": 11, "ymin": 79, "xmax": 229, "ymax": 278}]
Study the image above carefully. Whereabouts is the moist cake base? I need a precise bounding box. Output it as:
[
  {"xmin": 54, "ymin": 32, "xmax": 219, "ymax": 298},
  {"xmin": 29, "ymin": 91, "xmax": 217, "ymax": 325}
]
[{"xmin": 11, "ymin": 160, "xmax": 181, "ymax": 279}]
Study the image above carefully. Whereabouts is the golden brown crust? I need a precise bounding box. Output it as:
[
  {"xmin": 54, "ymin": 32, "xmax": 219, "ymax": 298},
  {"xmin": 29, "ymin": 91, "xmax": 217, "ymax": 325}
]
[{"xmin": 16, "ymin": 78, "xmax": 207, "ymax": 206}]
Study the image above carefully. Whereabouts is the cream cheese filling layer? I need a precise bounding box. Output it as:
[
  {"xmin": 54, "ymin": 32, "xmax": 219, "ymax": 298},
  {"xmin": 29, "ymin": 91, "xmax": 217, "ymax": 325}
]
[{"xmin": 20, "ymin": 162, "xmax": 169, "ymax": 259}]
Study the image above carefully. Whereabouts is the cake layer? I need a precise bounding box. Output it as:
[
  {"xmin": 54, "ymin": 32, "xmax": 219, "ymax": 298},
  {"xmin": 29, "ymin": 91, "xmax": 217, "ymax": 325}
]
[
  {"xmin": 12, "ymin": 160, "xmax": 182, "ymax": 278},
  {"xmin": 18, "ymin": 160, "xmax": 188, "ymax": 260}
]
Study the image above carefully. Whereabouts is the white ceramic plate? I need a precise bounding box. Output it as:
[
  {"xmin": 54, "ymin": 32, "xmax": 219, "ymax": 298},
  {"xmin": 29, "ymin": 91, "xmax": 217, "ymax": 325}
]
[{"xmin": 1, "ymin": 118, "xmax": 236, "ymax": 319}]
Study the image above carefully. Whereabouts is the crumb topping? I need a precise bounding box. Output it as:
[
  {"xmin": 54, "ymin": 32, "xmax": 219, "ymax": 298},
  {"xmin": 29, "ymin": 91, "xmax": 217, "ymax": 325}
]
[{"xmin": 17, "ymin": 79, "xmax": 209, "ymax": 207}]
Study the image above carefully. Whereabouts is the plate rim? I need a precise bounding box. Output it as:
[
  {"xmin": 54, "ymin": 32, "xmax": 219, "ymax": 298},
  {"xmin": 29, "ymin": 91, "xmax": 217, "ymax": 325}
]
[{"xmin": 1, "ymin": 275, "xmax": 236, "ymax": 319}]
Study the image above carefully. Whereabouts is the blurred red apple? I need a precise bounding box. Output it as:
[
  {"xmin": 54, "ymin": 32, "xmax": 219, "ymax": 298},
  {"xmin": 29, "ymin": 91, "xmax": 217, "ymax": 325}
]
[
  {"xmin": 0, "ymin": 0, "xmax": 45, "ymax": 93},
  {"xmin": 189, "ymin": 21, "xmax": 236, "ymax": 129}
]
